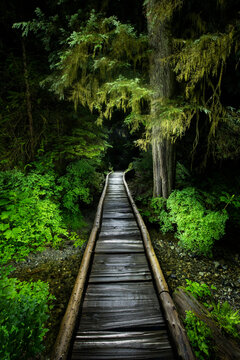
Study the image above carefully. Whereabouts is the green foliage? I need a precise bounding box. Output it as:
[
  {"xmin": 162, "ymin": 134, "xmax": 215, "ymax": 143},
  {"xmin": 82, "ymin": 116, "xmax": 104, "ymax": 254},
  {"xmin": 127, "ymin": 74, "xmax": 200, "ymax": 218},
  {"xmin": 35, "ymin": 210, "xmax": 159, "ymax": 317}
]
[
  {"xmin": 149, "ymin": 197, "xmax": 174, "ymax": 233},
  {"xmin": 173, "ymin": 30, "xmax": 235, "ymax": 100},
  {"xmin": 211, "ymin": 302, "xmax": 240, "ymax": 338},
  {"xmin": 13, "ymin": 8, "xmax": 60, "ymax": 52},
  {"xmin": 167, "ymin": 187, "xmax": 228, "ymax": 256},
  {"xmin": 209, "ymin": 109, "xmax": 240, "ymax": 161},
  {"xmin": 0, "ymin": 266, "xmax": 55, "ymax": 360},
  {"xmin": 219, "ymin": 192, "xmax": 240, "ymax": 210},
  {"xmin": 185, "ymin": 279, "xmax": 216, "ymax": 300},
  {"xmin": 0, "ymin": 169, "xmax": 67, "ymax": 264},
  {"xmin": 184, "ymin": 310, "xmax": 213, "ymax": 360},
  {"xmin": 197, "ymin": 185, "xmax": 240, "ymax": 229},
  {"xmin": 27, "ymin": 11, "xmax": 151, "ymax": 134},
  {"xmin": 59, "ymin": 159, "xmax": 103, "ymax": 229},
  {"xmin": 69, "ymin": 232, "xmax": 87, "ymax": 248},
  {"xmin": 145, "ymin": 0, "xmax": 183, "ymax": 22},
  {"xmin": 183, "ymin": 281, "xmax": 240, "ymax": 343},
  {"xmin": 170, "ymin": 9, "xmax": 240, "ymax": 163},
  {"xmin": 55, "ymin": 122, "xmax": 109, "ymax": 161},
  {"xmin": 0, "ymin": 52, "xmax": 41, "ymax": 168},
  {"xmin": 59, "ymin": 159, "xmax": 102, "ymax": 210},
  {"xmin": 143, "ymin": 186, "xmax": 228, "ymax": 255}
]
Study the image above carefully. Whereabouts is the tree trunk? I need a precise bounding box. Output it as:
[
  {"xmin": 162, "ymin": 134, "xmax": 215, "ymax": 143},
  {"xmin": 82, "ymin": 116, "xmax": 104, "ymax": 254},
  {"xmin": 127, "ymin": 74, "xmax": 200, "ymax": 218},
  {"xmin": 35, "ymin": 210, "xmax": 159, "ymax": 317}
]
[
  {"xmin": 147, "ymin": 0, "xmax": 176, "ymax": 198},
  {"xmin": 152, "ymin": 137, "xmax": 162, "ymax": 197},
  {"xmin": 22, "ymin": 39, "xmax": 34, "ymax": 160}
]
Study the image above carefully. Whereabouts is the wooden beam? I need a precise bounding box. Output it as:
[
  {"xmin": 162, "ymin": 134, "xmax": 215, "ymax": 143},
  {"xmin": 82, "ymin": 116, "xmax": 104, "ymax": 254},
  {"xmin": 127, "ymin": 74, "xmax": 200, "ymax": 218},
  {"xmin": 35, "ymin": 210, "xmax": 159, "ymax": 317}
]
[
  {"xmin": 123, "ymin": 172, "xmax": 195, "ymax": 360},
  {"xmin": 51, "ymin": 173, "xmax": 111, "ymax": 360}
]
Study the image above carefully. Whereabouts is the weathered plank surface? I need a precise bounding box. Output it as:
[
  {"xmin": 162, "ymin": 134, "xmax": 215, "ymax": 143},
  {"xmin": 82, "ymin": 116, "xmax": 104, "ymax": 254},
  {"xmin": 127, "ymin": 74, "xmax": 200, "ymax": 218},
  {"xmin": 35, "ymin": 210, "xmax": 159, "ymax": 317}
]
[
  {"xmin": 72, "ymin": 331, "xmax": 174, "ymax": 360},
  {"xmin": 70, "ymin": 172, "xmax": 175, "ymax": 359},
  {"xmin": 89, "ymin": 254, "xmax": 151, "ymax": 282}
]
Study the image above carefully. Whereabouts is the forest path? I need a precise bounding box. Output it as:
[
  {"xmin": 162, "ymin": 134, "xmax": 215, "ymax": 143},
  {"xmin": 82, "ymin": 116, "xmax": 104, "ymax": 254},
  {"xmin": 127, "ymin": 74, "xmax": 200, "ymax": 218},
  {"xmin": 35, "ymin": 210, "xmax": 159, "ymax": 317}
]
[{"xmin": 70, "ymin": 172, "xmax": 175, "ymax": 359}]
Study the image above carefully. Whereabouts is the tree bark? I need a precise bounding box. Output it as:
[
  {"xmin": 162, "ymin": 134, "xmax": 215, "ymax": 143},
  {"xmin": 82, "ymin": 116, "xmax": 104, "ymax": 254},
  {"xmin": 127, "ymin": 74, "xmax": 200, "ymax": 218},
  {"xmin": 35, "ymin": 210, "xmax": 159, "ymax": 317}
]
[
  {"xmin": 152, "ymin": 137, "xmax": 162, "ymax": 197},
  {"xmin": 147, "ymin": 0, "xmax": 176, "ymax": 198},
  {"xmin": 22, "ymin": 39, "xmax": 34, "ymax": 160}
]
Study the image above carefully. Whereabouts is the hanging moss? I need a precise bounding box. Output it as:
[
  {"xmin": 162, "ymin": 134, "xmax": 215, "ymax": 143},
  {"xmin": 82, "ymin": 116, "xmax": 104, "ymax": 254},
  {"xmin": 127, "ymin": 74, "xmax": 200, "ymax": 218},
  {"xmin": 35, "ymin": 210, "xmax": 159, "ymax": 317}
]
[
  {"xmin": 144, "ymin": 0, "xmax": 183, "ymax": 23},
  {"xmin": 44, "ymin": 11, "xmax": 149, "ymax": 115}
]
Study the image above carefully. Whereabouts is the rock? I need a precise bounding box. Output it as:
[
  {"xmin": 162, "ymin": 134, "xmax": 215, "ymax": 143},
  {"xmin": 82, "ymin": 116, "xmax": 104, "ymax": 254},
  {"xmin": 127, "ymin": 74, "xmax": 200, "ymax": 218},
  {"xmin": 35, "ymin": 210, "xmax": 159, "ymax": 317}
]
[{"xmin": 213, "ymin": 261, "xmax": 220, "ymax": 269}]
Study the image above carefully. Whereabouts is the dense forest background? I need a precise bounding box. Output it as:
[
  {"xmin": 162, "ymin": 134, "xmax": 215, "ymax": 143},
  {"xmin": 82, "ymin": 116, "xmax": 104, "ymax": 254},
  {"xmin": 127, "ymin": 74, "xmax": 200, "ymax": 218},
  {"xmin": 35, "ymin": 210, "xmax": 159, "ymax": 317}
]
[{"xmin": 1, "ymin": 0, "xmax": 240, "ymax": 359}]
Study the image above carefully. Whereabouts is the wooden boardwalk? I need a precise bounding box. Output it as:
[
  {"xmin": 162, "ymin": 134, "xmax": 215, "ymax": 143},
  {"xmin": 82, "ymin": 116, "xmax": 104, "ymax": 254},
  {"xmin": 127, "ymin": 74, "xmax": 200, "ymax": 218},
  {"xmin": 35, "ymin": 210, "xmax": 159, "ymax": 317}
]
[{"xmin": 70, "ymin": 172, "xmax": 176, "ymax": 359}]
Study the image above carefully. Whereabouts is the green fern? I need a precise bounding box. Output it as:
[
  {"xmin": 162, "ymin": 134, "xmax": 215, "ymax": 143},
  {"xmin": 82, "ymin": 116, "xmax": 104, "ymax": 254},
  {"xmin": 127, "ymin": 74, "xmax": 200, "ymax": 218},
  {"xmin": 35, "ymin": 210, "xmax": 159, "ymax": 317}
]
[{"xmin": 211, "ymin": 302, "xmax": 240, "ymax": 338}]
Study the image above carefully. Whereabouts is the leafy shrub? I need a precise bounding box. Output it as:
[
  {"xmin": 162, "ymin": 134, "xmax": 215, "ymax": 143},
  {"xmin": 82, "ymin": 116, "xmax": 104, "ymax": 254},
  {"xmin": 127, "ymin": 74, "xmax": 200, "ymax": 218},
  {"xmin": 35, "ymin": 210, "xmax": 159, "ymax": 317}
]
[
  {"xmin": 185, "ymin": 279, "xmax": 216, "ymax": 301},
  {"xmin": 142, "ymin": 187, "xmax": 228, "ymax": 256},
  {"xmin": 0, "ymin": 170, "xmax": 67, "ymax": 264},
  {"xmin": 149, "ymin": 197, "xmax": 173, "ymax": 233},
  {"xmin": 218, "ymin": 191, "xmax": 240, "ymax": 227},
  {"xmin": 68, "ymin": 232, "xmax": 87, "ymax": 248},
  {"xmin": 184, "ymin": 310, "xmax": 213, "ymax": 360},
  {"xmin": 167, "ymin": 187, "xmax": 228, "ymax": 256},
  {"xmin": 211, "ymin": 301, "xmax": 240, "ymax": 338},
  {"xmin": 0, "ymin": 266, "xmax": 55, "ymax": 360},
  {"xmin": 58, "ymin": 159, "xmax": 103, "ymax": 229},
  {"xmin": 59, "ymin": 159, "xmax": 103, "ymax": 210}
]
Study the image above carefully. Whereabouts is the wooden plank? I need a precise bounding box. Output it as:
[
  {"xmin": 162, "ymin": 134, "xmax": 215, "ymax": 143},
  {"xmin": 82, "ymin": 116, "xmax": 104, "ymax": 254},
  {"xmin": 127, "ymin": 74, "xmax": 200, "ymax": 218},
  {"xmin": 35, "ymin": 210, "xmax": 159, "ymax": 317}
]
[
  {"xmin": 89, "ymin": 253, "xmax": 151, "ymax": 282},
  {"xmin": 78, "ymin": 282, "xmax": 165, "ymax": 330},
  {"xmin": 103, "ymin": 203, "xmax": 132, "ymax": 209},
  {"xmin": 107, "ymin": 188, "xmax": 125, "ymax": 191},
  {"xmin": 103, "ymin": 201, "xmax": 131, "ymax": 206},
  {"xmin": 95, "ymin": 241, "xmax": 144, "ymax": 253},
  {"xmin": 72, "ymin": 331, "xmax": 175, "ymax": 360},
  {"xmin": 98, "ymin": 230, "xmax": 142, "ymax": 239},
  {"xmin": 101, "ymin": 219, "xmax": 137, "ymax": 226},
  {"xmin": 102, "ymin": 212, "xmax": 135, "ymax": 219}
]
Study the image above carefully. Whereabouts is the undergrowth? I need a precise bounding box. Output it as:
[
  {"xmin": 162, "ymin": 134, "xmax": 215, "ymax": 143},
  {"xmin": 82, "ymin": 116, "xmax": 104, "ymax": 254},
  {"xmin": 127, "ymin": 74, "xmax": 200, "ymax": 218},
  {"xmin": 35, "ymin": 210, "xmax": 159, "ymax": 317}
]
[
  {"xmin": 142, "ymin": 187, "xmax": 228, "ymax": 256},
  {"xmin": 0, "ymin": 266, "xmax": 55, "ymax": 360},
  {"xmin": 184, "ymin": 310, "xmax": 213, "ymax": 360},
  {"xmin": 184, "ymin": 279, "xmax": 240, "ymax": 350},
  {"xmin": 0, "ymin": 157, "xmax": 101, "ymax": 265}
]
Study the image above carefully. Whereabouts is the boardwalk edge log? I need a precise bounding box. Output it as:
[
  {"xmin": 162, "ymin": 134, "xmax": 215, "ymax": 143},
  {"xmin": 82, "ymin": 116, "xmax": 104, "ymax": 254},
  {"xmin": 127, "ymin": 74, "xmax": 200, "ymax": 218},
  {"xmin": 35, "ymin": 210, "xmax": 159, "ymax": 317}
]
[
  {"xmin": 173, "ymin": 288, "xmax": 240, "ymax": 360},
  {"xmin": 51, "ymin": 172, "xmax": 111, "ymax": 360},
  {"xmin": 123, "ymin": 172, "xmax": 195, "ymax": 360}
]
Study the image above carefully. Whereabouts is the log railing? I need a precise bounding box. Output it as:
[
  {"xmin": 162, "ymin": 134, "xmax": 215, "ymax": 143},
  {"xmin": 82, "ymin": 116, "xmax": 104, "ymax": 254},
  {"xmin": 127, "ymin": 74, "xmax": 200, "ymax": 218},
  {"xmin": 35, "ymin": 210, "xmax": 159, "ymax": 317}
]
[
  {"xmin": 123, "ymin": 172, "xmax": 195, "ymax": 360},
  {"xmin": 51, "ymin": 173, "xmax": 111, "ymax": 360}
]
